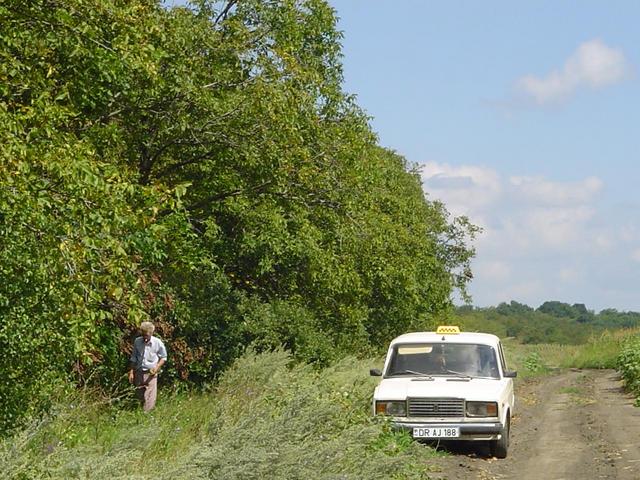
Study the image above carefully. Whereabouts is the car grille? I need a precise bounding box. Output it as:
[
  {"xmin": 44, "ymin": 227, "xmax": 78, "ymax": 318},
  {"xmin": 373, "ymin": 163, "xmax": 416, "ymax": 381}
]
[{"xmin": 408, "ymin": 397, "xmax": 465, "ymax": 417}]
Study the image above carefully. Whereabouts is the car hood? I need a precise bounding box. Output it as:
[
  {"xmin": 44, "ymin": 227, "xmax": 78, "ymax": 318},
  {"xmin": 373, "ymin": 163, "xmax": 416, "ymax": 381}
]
[{"xmin": 374, "ymin": 376, "xmax": 506, "ymax": 402}]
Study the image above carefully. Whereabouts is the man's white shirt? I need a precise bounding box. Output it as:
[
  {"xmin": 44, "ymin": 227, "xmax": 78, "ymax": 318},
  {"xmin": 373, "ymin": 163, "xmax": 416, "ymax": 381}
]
[{"xmin": 130, "ymin": 336, "xmax": 167, "ymax": 371}]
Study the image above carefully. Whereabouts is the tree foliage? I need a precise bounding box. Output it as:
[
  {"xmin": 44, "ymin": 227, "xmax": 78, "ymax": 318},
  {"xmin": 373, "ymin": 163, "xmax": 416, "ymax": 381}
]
[
  {"xmin": 0, "ymin": 0, "xmax": 477, "ymax": 432},
  {"xmin": 456, "ymin": 301, "xmax": 640, "ymax": 345}
]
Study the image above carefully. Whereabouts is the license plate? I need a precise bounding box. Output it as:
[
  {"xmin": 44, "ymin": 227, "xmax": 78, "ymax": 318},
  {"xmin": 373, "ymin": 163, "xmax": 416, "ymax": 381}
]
[{"xmin": 413, "ymin": 427, "xmax": 460, "ymax": 438}]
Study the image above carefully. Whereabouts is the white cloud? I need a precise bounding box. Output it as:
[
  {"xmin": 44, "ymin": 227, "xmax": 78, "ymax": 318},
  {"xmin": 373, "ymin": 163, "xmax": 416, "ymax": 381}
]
[
  {"xmin": 421, "ymin": 162, "xmax": 501, "ymax": 218},
  {"xmin": 419, "ymin": 161, "xmax": 633, "ymax": 308},
  {"xmin": 509, "ymin": 176, "xmax": 602, "ymax": 205},
  {"xmin": 516, "ymin": 39, "xmax": 630, "ymax": 105},
  {"xmin": 422, "ymin": 162, "xmax": 604, "ymax": 250},
  {"xmin": 524, "ymin": 206, "xmax": 596, "ymax": 248}
]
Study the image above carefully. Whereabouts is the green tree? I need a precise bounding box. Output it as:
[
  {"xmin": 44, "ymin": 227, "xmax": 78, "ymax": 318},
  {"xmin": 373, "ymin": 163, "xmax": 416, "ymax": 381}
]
[{"xmin": 0, "ymin": 0, "xmax": 477, "ymax": 432}]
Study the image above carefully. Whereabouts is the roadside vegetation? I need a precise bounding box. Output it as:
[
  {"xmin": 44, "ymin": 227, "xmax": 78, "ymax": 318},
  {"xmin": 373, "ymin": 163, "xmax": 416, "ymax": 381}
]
[
  {"xmin": 3, "ymin": 325, "xmax": 640, "ymax": 479},
  {"xmin": 503, "ymin": 329, "xmax": 640, "ymax": 378},
  {"xmin": 616, "ymin": 334, "xmax": 640, "ymax": 404},
  {"xmin": 1, "ymin": 350, "xmax": 441, "ymax": 480}
]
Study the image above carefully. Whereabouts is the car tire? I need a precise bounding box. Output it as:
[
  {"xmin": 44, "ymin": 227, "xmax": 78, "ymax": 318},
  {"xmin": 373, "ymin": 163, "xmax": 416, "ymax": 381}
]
[{"xmin": 490, "ymin": 413, "xmax": 509, "ymax": 458}]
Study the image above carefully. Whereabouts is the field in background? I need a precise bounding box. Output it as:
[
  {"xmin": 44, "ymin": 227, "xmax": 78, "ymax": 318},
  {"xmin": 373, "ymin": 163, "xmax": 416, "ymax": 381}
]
[{"xmin": 504, "ymin": 328, "xmax": 640, "ymax": 377}]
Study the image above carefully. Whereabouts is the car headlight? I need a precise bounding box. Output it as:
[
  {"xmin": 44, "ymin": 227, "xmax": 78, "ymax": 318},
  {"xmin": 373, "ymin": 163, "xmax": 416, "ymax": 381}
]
[
  {"xmin": 375, "ymin": 401, "xmax": 407, "ymax": 416},
  {"xmin": 466, "ymin": 401, "xmax": 498, "ymax": 417}
]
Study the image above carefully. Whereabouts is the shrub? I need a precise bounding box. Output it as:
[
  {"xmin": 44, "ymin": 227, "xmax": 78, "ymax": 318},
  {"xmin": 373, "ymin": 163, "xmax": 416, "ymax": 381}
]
[
  {"xmin": 617, "ymin": 335, "xmax": 640, "ymax": 404},
  {"xmin": 523, "ymin": 352, "xmax": 547, "ymax": 374}
]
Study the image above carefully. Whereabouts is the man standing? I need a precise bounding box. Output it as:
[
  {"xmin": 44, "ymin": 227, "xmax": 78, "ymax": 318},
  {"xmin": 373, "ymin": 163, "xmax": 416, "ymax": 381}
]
[{"xmin": 128, "ymin": 321, "xmax": 168, "ymax": 411}]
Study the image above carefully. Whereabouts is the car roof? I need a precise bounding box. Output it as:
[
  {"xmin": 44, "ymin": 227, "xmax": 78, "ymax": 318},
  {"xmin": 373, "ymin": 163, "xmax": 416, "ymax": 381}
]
[{"xmin": 389, "ymin": 331, "xmax": 501, "ymax": 347}]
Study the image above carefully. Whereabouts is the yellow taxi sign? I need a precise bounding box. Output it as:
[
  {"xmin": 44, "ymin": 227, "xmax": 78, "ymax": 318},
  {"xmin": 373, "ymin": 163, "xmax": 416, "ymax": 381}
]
[{"xmin": 436, "ymin": 325, "xmax": 460, "ymax": 334}]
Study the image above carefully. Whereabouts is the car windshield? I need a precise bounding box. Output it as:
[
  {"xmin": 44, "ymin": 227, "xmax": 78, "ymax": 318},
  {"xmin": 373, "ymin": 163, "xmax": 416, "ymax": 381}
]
[{"xmin": 386, "ymin": 343, "xmax": 500, "ymax": 379}]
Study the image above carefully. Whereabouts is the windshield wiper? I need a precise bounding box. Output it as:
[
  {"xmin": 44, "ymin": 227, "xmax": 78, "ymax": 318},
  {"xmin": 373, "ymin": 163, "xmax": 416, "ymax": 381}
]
[
  {"xmin": 390, "ymin": 369, "xmax": 432, "ymax": 377},
  {"xmin": 440, "ymin": 369, "xmax": 472, "ymax": 379}
]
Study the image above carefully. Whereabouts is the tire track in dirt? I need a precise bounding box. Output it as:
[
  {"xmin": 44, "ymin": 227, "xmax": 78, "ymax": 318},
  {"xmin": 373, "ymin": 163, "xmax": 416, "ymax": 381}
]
[
  {"xmin": 508, "ymin": 369, "xmax": 612, "ymax": 480},
  {"xmin": 586, "ymin": 370, "xmax": 640, "ymax": 479},
  {"xmin": 429, "ymin": 369, "xmax": 640, "ymax": 480}
]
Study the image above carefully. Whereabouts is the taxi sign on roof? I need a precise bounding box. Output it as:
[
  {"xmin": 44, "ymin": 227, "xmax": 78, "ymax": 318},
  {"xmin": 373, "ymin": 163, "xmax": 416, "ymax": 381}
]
[{"xmin": 436, "ymin": 325, "xmax": 460, "ymax": 334}]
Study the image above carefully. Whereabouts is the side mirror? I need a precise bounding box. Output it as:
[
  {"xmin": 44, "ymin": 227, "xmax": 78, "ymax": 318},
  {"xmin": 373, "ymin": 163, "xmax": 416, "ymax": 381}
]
[
  {"xmin": 369, "ymin": 368, "xmax": 382, "ymax": 377},
  {"xmin": 503, "ymin": 370, "xmax": 517, "ymax": 378}
]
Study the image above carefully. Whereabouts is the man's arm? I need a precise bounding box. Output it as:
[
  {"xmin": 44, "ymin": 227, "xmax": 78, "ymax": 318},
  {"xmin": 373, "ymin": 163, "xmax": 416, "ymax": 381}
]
[
  {"xmin": 150, "ymin": 339, "xmax": 167, "ymax": 375},
  {"xmin": 150, "ymin": 358, "xmax": 166, "ymax": 376},
  {"xmin": 128, "ymin": 338, "xmax": 140, "ymax": 383}
]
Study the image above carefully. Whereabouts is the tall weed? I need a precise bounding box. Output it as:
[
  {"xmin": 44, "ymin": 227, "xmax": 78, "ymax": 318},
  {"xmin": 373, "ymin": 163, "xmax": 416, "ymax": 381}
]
[
  {"xmin": 503, "ymin": 329, "xmax": 639, "ymax": 377},
  {"xmin": 1, "ymin": 350, "xmax": 438, "ymax": 480},
  {"xmin": 617, "ymin": 334, "xmax": 640, "ymax": 404},
  {"xmin": 180, "ymin": 350, "xmax": 435, "ymax": 479}
]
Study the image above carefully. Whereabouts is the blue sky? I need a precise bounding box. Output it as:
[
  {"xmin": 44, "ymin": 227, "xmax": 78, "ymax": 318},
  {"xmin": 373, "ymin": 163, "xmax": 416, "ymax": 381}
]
[{"xmin": 329, "ymin": 1, "xmax": 640, "ymax": 311}]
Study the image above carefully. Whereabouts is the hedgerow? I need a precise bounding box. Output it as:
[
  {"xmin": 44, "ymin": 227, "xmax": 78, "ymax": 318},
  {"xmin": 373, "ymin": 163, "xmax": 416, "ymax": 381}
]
[{"xmin": 1, "ymin": 0, "xmax": 476, "ymax": 432}]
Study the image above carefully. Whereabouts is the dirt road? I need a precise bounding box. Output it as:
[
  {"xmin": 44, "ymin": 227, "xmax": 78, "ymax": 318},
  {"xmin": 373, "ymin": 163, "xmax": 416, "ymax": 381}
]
[{"xmin": 429, "ymin": 369, "xmax": 640, "ymax": 479}]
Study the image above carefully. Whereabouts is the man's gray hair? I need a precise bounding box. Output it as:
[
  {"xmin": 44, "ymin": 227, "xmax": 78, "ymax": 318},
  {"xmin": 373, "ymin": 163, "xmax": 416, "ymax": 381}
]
[{"xmin": 140, "ymin": 321, "xmax": 155, "ymax": 334}]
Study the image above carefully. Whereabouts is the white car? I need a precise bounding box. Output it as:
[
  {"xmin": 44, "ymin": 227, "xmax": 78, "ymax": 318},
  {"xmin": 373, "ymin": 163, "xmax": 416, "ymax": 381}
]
[{"xmin": 370, "ymin": 326, "xmax": 516, "ymax": 458}]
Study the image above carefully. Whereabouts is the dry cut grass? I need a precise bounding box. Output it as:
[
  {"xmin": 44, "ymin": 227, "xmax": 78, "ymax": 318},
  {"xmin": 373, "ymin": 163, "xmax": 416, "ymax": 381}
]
[{"xmin": 1, "ymin": 350, "xmax": 440, "ymax": 480}]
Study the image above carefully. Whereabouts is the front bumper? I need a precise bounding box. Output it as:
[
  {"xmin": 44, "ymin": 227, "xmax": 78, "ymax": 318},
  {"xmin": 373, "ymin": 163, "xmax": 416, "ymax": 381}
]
[{"xmin": 393, "ymin": 421, "xmax": 504, "ymax": 441}]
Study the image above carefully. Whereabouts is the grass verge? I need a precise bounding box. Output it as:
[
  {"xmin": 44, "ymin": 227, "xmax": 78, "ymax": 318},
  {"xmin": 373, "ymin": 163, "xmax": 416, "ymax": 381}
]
[{"xmin": 503, "ymin": 328, "xmax": 640, "ymax": 378}]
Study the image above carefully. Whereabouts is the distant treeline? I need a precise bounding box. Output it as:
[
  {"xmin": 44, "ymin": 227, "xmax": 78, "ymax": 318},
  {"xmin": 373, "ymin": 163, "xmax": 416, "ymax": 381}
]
[
  {"xmin": 455, "ymin": 301, "xmax": 640, "ymax": 344},
  {"xmin": 0, "ymin": 0, "xmax": 476, "ymax": 432}
]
